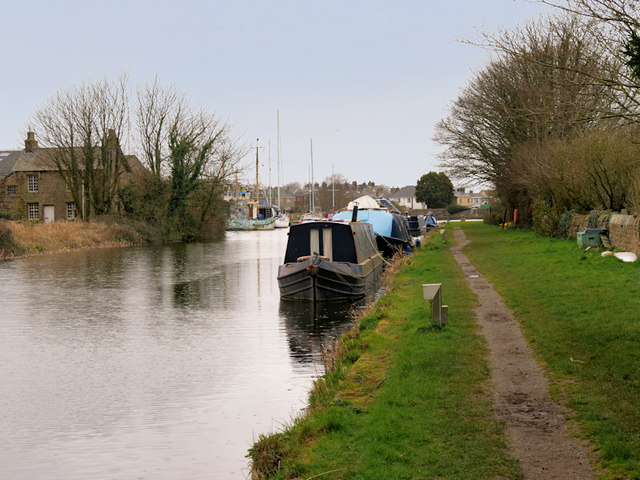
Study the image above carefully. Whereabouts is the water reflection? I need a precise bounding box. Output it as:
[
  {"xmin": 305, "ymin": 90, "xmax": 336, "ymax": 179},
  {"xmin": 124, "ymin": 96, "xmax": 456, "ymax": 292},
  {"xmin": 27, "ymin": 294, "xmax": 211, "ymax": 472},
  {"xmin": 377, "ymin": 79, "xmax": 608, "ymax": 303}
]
[
  {"xmin": 280, "ymin": 300, "xmax": 362, "ymax": 365},
  {"xmin": 0, "ymin": 229, "xmax": 377, "ymax": 480}
]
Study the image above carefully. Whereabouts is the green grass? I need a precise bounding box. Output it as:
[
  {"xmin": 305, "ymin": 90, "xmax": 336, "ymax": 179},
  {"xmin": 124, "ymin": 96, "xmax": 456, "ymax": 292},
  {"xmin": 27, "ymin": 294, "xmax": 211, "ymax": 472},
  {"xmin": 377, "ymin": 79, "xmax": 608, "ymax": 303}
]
[
  {"xmin": 460, "ymin": 223, "xmax": 640, "ymax": 479},
  {"xmin": 249, "ymin": 223, "xmax": 640, "ymax": 479},
  {"xmin": 248, "ymin": 233, "xmax": 522, "ymax": 479}
]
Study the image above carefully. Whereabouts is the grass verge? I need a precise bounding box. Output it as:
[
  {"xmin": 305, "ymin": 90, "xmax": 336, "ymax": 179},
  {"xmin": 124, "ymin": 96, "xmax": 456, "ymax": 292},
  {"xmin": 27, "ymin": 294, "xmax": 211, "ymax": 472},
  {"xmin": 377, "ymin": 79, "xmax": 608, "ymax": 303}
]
[
  {"xmin": 248, "ymin": 231, "xmax": 522, "ymax": 480},
  {"xmin": 3, "ymin": 218, "xmax": 151, "ymax": 258},
  {"xmin": 459, "ymin": 222, "xmax": 640, "ymax": 479}
]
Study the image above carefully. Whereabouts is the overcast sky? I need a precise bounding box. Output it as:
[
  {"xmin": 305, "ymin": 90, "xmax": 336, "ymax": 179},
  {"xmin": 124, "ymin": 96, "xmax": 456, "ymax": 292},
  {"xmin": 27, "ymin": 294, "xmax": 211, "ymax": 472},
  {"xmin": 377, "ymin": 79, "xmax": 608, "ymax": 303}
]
[{"xmin": 1, "ymin": 0, "xmax": 551, "ymax": 188}]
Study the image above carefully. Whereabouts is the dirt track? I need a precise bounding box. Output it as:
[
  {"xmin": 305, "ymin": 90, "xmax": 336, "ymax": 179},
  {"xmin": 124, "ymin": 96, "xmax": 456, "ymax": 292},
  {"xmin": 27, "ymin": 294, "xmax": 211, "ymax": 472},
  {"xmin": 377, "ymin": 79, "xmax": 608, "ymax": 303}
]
[{"xmin": 451, "ymin": 228, "xmax": 595, "ymax": 479}]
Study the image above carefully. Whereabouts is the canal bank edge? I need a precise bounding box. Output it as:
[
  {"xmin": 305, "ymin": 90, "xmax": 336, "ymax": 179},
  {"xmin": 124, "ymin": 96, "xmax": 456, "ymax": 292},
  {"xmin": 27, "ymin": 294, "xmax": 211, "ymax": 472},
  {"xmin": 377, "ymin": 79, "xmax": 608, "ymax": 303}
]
[
  {"xmin": 0, "ymin": 219, "xmax": 150, "ymax": 260},
  {"xmin": 247, "ymin": 229, "xmax": 524, "ymax": 480}
]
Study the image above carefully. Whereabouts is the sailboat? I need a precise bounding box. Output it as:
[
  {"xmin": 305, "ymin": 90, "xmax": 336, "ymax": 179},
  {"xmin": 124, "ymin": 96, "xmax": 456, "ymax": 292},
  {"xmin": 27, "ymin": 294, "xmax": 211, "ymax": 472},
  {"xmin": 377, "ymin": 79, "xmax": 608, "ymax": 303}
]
[
  {"xmin": 274, "ymin": 110, "xmax": 290, "ymax": 228},
  {"xmin": 227, "ymin": 140, "xmax": 276, "ymax": 231},
  {"xmin": 298, "ymin": 138, "xmax": 323, "ymax": 222}
]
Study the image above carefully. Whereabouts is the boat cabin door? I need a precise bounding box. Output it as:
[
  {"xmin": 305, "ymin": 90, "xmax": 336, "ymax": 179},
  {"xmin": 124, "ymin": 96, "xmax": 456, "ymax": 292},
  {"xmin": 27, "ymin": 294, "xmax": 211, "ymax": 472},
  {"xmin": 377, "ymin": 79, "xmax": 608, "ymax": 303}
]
[{"xmin": 310, "ymin": 227, "xmax": 333, "ymax": 261}]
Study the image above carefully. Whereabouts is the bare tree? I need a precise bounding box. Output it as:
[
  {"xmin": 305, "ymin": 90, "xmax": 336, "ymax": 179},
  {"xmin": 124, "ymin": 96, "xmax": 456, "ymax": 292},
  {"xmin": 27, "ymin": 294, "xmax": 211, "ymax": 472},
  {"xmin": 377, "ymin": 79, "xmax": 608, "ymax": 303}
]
[
  {"xmin": 135, "ymin": 78, "xmax": 181, "ymax": 177},
  {"xmin": 538, "ymin": 1, "xmax": 640, "ymax": 119},
  {"xmin": 135, "ymin": 80, "xmax": 243, "ymax": 239},
  {"xmin": 31, "ymin": 75, "xmax": 129, "ymax": 218},
  {"xmin": 434, "ymin": 16, "xmax": 615, "ymax": 216}
]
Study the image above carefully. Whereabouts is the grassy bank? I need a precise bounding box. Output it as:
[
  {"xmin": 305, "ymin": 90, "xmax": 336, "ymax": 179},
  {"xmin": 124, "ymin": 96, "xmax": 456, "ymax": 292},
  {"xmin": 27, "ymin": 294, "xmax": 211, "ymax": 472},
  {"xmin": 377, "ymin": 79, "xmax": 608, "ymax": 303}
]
[
  {"xmin": 248, "ymin": 232, "xmax": 521, "ymax": 479},
  {"xmin": 0, "ymin": 218, "xmax": 151, "ymax": 259},
  {"xmin": 460, "ymin": 223, "xmax": 640, "ymax": 479},
  {"xmin": 250, "ymin": 223, "xmax": 640, "ymax": 479}
]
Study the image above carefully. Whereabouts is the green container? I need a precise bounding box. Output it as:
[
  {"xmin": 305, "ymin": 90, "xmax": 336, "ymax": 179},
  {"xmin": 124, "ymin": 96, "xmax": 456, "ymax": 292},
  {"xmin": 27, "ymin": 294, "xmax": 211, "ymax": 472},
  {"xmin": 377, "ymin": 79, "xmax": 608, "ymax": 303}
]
[{"xmin": 577, "ymin": 231, "xmax": 601, "ymax": 248}]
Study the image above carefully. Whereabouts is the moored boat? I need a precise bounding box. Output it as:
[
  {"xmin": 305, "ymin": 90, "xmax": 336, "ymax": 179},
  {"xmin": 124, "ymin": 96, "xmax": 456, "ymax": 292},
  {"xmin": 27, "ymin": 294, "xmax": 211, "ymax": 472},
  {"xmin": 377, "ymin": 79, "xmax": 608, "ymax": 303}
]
[
  {"xmin": 227, "ymin": 213, "xmax": 276, "ymax": 230},
  {"xmin": 408, "ymin": 214, "xmax": 426, "ymax": 236},
  {"xmin": 274, "ymin": 211, "xmax": 290, "ymax": 228},
  {"xmin": 424, "ymin": 213, "xmax": 438, "ymax": 230},
  {"xmin": 226, "ymin": 140, "xmax": 277, "ymax": 231},
  {"xmin": 277, "ymin": 219, "xmax": 384, "ymax": 301},
  {"xmin": 332, "ymin": 195, "xmax": 413, "ymax": 258}
]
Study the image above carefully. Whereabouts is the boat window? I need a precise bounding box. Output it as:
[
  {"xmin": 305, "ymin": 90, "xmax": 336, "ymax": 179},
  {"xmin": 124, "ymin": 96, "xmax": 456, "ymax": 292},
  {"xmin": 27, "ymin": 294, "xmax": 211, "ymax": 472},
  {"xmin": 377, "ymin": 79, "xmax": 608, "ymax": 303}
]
[
  {"xmin": 323, "ymin": 228, "xmax": 333, "ymax": 260},
  {"xmin": 310, "ymin": 229, "xmax": 320, "ymax": 256}
]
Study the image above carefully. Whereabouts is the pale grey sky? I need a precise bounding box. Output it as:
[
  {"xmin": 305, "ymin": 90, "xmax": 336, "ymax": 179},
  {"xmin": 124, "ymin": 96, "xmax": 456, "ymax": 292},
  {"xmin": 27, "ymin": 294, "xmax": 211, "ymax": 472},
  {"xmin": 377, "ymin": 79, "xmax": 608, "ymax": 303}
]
[{"xmin": 1, "ymin": 0, "xmax": 550, "ymax": 188}]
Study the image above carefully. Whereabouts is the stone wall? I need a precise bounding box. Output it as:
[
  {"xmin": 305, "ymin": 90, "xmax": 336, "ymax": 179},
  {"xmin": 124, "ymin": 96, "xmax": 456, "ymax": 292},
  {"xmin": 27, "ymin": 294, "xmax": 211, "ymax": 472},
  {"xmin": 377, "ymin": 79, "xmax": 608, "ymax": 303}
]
[
  {"xmin": 1, "ymin": 171, "xmax": 75, "ymax": 221},
  {"xmin": 569, "ymin": 213, "xmax": 640, "ymax": 254}
]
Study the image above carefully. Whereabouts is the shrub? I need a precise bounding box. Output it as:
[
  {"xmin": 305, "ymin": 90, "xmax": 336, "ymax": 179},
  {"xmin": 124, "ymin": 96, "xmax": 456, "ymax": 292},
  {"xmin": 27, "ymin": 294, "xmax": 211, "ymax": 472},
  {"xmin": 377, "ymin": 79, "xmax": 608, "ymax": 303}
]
[
  {"xmin": 588, "ymin": 210, "xmax": 605, "ymax": 228},
  {"xmin": 557, "ymin": 210, "xmax": 578, "ymax": 237},
  {"xmin": 0, "ymin": 220, "xmax": 18, "ymax": 258},
  {"xmin": 94, "ymin": 214, "xmax": 165, "ymax": 245},
  {"xmin": 447, "ymin": 203, "xmax": 470, "ymax": 215},
  {"xmin": 0, "ymin": 212, "xmax": 12, "ymax": 220},
  {"xmin": 483, "ymin": 210, "xmax": 503, "ymax": 225},
  {"xmin": 531, "ymin": 198, "xmax": 554, "ymax": 236}
]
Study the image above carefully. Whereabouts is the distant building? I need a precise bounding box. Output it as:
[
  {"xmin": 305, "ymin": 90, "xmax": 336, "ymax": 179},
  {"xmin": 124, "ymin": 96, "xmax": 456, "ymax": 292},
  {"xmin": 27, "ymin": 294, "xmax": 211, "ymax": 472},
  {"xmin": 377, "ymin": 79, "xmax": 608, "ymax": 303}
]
[
  {"xmin": 0, "ymin": 131, "xmax": 143, "ymax": 222},
  {"xmin": 264, "ymin": 186, "xmax": 295, "ymax": 213},
  {"xmin": 455, "ymin": 189, "xmax": 495, "ymax": 209},
  {"xmin": 455, "ymin": 189, "xmax": 472, "ymax": 208},
  {"xmin": 388, "ymin": 185, "xmax": 428, "ymax": 210}
]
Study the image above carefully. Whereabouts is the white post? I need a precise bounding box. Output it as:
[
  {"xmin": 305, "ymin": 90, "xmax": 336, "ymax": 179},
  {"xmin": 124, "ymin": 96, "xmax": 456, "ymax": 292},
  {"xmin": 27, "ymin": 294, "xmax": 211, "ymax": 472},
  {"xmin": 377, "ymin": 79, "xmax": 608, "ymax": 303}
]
[{"xmin": 422, "ymin": 283, "xmax": 448, "ymax": 327}]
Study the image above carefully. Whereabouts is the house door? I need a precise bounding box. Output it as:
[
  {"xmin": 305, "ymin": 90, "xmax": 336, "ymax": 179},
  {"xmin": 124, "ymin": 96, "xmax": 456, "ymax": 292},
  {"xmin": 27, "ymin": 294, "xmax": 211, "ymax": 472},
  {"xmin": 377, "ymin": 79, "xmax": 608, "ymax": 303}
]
[{"xmin": 44, "ymin": 205, "xmax": 55, "ymax": 223}]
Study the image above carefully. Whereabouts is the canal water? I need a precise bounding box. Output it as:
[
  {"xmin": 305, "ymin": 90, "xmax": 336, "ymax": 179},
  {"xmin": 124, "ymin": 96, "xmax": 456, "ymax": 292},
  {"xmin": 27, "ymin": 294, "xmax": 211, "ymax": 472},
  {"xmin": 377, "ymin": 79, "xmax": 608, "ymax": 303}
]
[{"xmin": 0, "ymin": 229, "xmax": 366, "ymax": 479}]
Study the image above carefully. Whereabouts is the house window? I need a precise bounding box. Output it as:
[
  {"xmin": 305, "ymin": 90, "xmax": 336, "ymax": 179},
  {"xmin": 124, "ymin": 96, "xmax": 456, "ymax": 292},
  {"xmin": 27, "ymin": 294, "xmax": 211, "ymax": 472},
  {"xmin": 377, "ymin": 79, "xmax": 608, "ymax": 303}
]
[
  {"xmin": 67, "ymin": 202, "xmax": 77, "ymax": 220},
  {"xmin": 28, "ymin": 203, "xmax": 39, "ymax": 220},
  {"xmin": 7, "ymin": 185, "xmax": 16, "ymax": 195},
  {"xmin": 28, "ymin": 175, "xmax": 38, "ymax": 192}
]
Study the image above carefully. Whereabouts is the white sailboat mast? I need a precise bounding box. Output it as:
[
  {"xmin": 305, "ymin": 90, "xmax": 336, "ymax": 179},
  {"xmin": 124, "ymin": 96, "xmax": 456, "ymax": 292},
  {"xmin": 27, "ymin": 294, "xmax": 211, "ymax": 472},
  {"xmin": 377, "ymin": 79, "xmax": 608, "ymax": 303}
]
[
  {"xmin": 254, "ymin": 139, "xmax": 260, "ymax": 217},
  {"xmin": 268, "ymin": 140, "xmax": 271, "ymax": 206},
  {"xmin": 310, "ymin": 139, "xmax": 315, "ymax": 212},
  {"xmin": 332, "ymin": 164, "xmax": 335, "ymax": 212},
  {"xmin": 277, "ymin": 110, "xmax": 281, "ymax": 208}
]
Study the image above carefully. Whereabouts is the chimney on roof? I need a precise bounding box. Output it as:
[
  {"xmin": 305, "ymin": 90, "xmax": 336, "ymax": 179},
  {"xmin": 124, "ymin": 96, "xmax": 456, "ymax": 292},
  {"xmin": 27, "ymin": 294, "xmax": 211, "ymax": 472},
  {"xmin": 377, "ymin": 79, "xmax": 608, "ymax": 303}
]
[{"xmin": 24, "ymin": 131, "xmax": 38, "ymax": 152}]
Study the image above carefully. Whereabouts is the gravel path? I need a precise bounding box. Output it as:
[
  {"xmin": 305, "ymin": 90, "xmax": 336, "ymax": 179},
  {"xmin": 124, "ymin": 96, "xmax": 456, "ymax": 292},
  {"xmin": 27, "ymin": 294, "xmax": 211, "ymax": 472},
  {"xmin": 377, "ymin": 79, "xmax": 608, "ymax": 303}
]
[{"xmin": 451, "ymin": 227, "xmax": 595, "ymax": 479}]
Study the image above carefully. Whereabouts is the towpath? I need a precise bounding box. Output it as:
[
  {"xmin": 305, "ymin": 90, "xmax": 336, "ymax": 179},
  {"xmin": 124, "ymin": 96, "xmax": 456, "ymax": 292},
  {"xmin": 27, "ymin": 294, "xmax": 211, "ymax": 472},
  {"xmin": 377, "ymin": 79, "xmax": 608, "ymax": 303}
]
[{"xmin": 451, "ymin": 227, "xmax": 595, "ymax": 480}]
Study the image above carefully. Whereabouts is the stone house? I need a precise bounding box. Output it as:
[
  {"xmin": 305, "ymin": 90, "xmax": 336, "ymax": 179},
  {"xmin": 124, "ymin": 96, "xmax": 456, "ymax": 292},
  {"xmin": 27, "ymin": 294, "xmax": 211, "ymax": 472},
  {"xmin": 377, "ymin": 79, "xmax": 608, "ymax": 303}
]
[
  {"xmin": 0, "ymin": 132, "xmax": 144, "ymax": 222},
  {"xmin": 388, "ymin": 185, "xmax": 428, "ymax": 211},
  {"xmin": 456, "ymin": 189, "xmax": 495, "ymax": 209},
  {"xmin": 455, "ymin": 189, "xmax": 472, "ymax": 208}
]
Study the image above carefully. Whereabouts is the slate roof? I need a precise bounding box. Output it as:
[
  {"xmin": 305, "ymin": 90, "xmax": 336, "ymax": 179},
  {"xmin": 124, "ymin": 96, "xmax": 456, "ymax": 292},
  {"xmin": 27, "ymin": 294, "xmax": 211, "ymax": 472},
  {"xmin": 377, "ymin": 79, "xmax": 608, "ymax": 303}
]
[
  {"xmin": 0, "ymin": 148, "xmax": 61, "ymax": 178},
  {"xmin": 0, "ymin": 151, "xmax": 21, "ymax": 177},
  {"xmin": 0, "ymin": 147, "xmax": 142, "ymax": 179},
  {"xmin": 388, "ymin": 185, "xmax": 416, "ymax": 199}
]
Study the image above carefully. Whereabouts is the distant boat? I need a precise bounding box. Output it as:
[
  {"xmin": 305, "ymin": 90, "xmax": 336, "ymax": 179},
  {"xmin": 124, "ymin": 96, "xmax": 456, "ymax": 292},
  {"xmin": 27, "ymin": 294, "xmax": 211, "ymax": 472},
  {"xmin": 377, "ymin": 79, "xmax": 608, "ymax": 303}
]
[
  {"xmin": 226, "ymin": 140, "xmax": 277, "ymax": 231},
  {"xmin": 408, "ymin": 214, "xmax": 426, "ymax": 236},
  {"xmin": 277, "ymin": 217, "xmax": 384, "ymax": 302},
  {"xmin": 227, "ymin": 205, "xmax": 276, "ymax": 230},
  {"xmin": 274, "ymin": 110, "xmax": 290, "ymax": 228},
  {"xmin": 274, "ymin": 213, "xmax": 290, "ymax": 228},
  {"xmin": 424, "ymin": 213, "xmax": 438, "ymax": 230},
  {"xmin": 333, "ymin": 195, "xmax": 413, "ymax": 257},
  {"xmin": 298, "ymin": 211, "xmax": 324, "ymax": 223}
]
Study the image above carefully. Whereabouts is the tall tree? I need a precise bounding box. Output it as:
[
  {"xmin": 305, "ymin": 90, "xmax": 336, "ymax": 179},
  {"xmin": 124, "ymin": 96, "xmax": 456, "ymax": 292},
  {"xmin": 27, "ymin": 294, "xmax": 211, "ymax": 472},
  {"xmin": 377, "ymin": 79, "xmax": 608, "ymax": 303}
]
[
  {"xmin": 434, "ymin": 16, "xmax": 614, "ymax": 215},
  {"xmin": 31, "ymin": 75, "xmax": 129, "ymax": 218},
  {"xmin": 136, "ymin": 80, "xmax": 242, "ymax": 240},
  {"xmin": 536, "ymin": 1, "xmax": 640, "ymax": 122},
  {"xmin": 415, "ymin": 172, "xmax": 454, "ymax": 208}
]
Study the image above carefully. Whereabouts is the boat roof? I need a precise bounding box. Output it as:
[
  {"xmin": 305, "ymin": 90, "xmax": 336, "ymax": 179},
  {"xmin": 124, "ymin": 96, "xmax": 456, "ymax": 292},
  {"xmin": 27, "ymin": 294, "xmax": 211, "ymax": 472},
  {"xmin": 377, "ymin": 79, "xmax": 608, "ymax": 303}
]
[
  {"xmin": 342, "ymin": 195, "xmax": 400, "ymax": 213},
  {"xmin": 345, "ymin": 195, "xmax": 381, "ymax": 210}
]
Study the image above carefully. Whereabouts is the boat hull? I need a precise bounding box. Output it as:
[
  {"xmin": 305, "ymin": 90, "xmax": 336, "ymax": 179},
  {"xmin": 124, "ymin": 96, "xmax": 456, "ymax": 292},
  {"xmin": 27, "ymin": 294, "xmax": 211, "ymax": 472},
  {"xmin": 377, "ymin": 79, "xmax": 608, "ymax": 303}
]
[
  {"xmin": 274, "ymin": 215, "xmax": 290, "ymax": 228},
  {"xmin": 277, "ymin": 255, "xmax": 384, "ymax": 301},
  {"xmin": 227, "ymin": 216, "xmax": 276, "ymax": 230}
]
